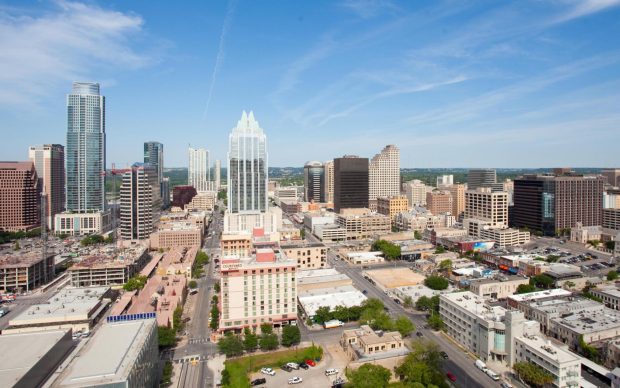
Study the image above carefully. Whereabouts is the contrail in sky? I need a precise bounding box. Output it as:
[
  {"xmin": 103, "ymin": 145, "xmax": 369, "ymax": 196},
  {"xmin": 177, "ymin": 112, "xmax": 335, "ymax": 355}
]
[{"xmin": 203, "ymin": 0, "xmax": 237, "ymax": 121}]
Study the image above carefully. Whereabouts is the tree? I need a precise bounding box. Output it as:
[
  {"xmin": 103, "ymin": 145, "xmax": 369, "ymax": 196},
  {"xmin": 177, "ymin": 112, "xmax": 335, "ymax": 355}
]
[
  {"xmin": 313, "ymin": 306, "xmax": 332, "ymax": 325},
  {"xmin": 213, "ymin": 282, "xmax": 221, "ymax": 293},
  {"xmin": 348, "ymin": 364, "xmax": 391, "ymax": 388},
  {"xmin": 218, "ymin": 333, "xmax": 244, "ymax": 357},
  {"xmin": 415, "ymin": 296, "xmax": 433, "ymax": 311},
  {"xmin": 395, "ymin": 339, "xmax": 447, "ymax": 387},
  {"xmin": 259, "ymin": 333, "xmax": 279, "ymax": 351},
  {"xmin": 605, "ymin": 241, "xmax": 616, "ymax": 250},
  {"xmin": 362, "ymin": 298, "xmax": 385, "ymax": 313},
  {"xmin": 300, "ymin": 228, "xmax": 306, "ymax": 239},
  {"xmin": 123, "ymin": 275, "xmax": 148, "ymax": 291},
  {"xmin": 371, "ymin": 240, "xmax": 401, "ymax": 260},
  {"xmin": 403, "ymin": 296, "xmax": 414, "ymax": 308},
  {"xmin": 188, "ymin": 280, "xmax": 198, "ymax": 289},
  {"xmin": 427, "ymin": 314, "xmax": 444, "ymax": 331},
  {"xmin": 161, "ymin": 361, "xmax": 173, "ymax": 386},
  {"xmin": 260, "ymin": 323, "xmax": 273, "ymax": 334},
  {"xmin": 530, "ymin": 274, "xmax": 554, "ymax": 289},
  {"xmin": 434, "ymin": 245, "xmax": 446, "ymax": 254},
  {"xmin": 424, "ymin": 275, "xmax": 449, "ymax": 290},
  {"xmin": 209, "ymin": 304, "xmax": 219, "ymax": 330},
  {"xmin": 243, "ymin": 328, "xmax": 258, "ymax": 352},
  {"xmin": 607, "ymin": 270, "xmax": 619, "ymax": 281},
  {"xmin": 438, "ymin": 259, "xmax": 452, "ymax": 271},
  {"xmin": 13, "ymin": 241, "xmax": 20, "ymax": 251},
  {"xmin": 414, "ymin": 230, "xmax": 422, "ymax": 240},
  {"xmin": 579, "ymin": 334, "xmax": 599, "ymax": 362},
  {"xmin": 158, "ymin": 327, "xmax": 177, "ymax": 347},
  {"xmin": 588, "ymin": 240, "xmax": 600, "ymax": 247},
  {"xmin": 515, "ymin": 284, "xmax": 537, "ymax": 294},
  {"xmin": 394, "ymin": 316, "xmax": 415, "ymax": 337},
  {"xmin": 281, "ymin": 325, "xmax": 301, "ymax": 347},
  {"xmin": 513, "ymin": 361, "xmax": 555, "ymax": 388}
]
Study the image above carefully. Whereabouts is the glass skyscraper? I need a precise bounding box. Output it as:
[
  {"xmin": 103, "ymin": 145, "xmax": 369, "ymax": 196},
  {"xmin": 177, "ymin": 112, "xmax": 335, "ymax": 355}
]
[
  {"xmin": 227, "ymin": 111, "xmax": 268, "ymax": 213},
  {"xmin": 144, "ymin": 141, "xmax": 164, "ymax": 185},
  {"xmin": 66, "ymin": 82, "xmax": 105, "ymax": 212}
]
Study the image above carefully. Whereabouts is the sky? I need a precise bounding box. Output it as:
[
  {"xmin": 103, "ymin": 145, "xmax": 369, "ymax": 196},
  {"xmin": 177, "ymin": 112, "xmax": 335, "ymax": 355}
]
[{"xmin": 1, "ymin": 0, "xmax": 620, "ymax": 168}]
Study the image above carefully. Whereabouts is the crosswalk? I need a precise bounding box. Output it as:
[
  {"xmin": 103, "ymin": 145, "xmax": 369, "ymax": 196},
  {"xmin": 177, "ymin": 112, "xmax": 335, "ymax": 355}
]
[
  {"xmin": 188, "ymin": 337, "xmax": 210, "ymax": 344},
  {"xmin": 174, "ymin": 354, "xmax": 206, "ymax": 364}
]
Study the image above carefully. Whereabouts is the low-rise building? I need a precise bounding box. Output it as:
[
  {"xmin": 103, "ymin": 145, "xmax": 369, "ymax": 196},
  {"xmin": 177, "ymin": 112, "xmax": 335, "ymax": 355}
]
[
  {"xmin": 346, "ymin": 251, "xmax": 384, "ymax": 265},
  {"xmin": 68, "ymin": 246, "xmax": 149, "ymax": 287},
  {"xmin": 221, "ymin": 233, "xmax": 252, "ymax": 256},
  {"xmin": 297, "ymin": 268, "xmax": 352, "ymax": 292},
  {"xmin": 150, "ymin": 221, "xmax": 203, "ymax": 249},
  {"xmin": 571, "ymin": 222, "xmax": 603, "ymax": 244},
  {"xmin": 479, "ymin": 227, "xmax": 530, "ymax": 248},
  {"xmin": 469, "ymin": 275, "xmax": 529, "ymax": 300},
  {"xmin": 392, "ymin": 284, "xmax": 445, "ymax": 304},
  {"xmin": 550, "ymin": 302, "xmax": 620, "ymax": 350},
  {"xmin": 313, "ymin": 223, "xmax": 347, "ymax": 242},
  {"xmin": 591, "ymin": 286, "xmax": 620, "ymax": 311},
  {"xmin": 280, "ymin": 241, "xmax": 327, "ymax": 269},
  {"xmin": 341, "ymin": 324, "xmax": 408, "ymax": 361},
  {"xmin": 54, "ymin": 211, "xmax": 111, "ymax": 236},
  {"xmin": 506, "ymin": 288, "xmax": 572, "ymax": 309},
  {"xmin": 336, "ymin": 208, "xmax": 390, "ymax": 240},
  {"xmin": 186, "ymin": 191, "xmax": 216, "ymax": 211},
  {"xmin": 0, "ymin": 250, "xmax": 55, "ymax": 292},
  {"xmin": 298, "ymin": 285, "xmax": 367, "ymax": 319},
  {"xmin": 376, "ymin": 195, "xmax": 409, "ymax": 223}
]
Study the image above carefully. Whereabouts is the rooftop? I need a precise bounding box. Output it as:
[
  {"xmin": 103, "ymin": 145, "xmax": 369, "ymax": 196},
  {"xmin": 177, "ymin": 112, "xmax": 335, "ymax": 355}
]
[
  {"xmin": 593, "ymin": 287, "xmax": 620, "ymax": 299},
  {"xmin": 441, "ymin": 291, "xmax": 507, "ymax": 321},
  {"xmin": 516, "ymin": 333, "xmax": 581, "ymax": 364},
  {"xmin": 553, "ymin": 305, "xmax": 620, "ymax": 334},
  {"xmin": 297, "ymin": 268, "xmax": 350, "ymax": 287},
  {"xmin": 298, "ymin": 285, "xmax": 367, "ymax": 317},
  {"xmin": 508, "ymin": 288, "xmax": 572, "ymax": 303},
  {"xmin": 69, "ymin": 245, "xmax": 147, "ymax": 269},
  {"xmin": 0, "ymin": 250, "xmax": 54, "ymax": 268},
  {"xmin": 469, "ymin": 275, "xmax": 528, "ymax": 285}
]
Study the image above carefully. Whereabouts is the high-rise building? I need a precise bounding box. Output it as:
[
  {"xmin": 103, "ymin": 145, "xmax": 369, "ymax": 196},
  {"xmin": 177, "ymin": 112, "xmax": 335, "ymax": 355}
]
[
  {"xmin": 436, "ymin": 175, "xmax": 454, "ymax": 186},
  {"xmin": 443, "ymin": 184, "xmax": 466, "ymax": 220},
  {"xmin": 227, "ymin": 111, "xmax": 268, "ymax": 213},
  {"xmin": 0, "ymin": 161, "xmax": 40, "ymax": 231},
  {"xmin": 214, "ymin": 159, "xmax": 221, "ymax": 191},
  {"xmin": 334, "ymin": 156, "xmax": 369, "ymax": 213},
  {"xmin": 426, "ymin": 190, "xmax": 453, "ymax": 215},
  {"xmin": 188, "ymin": 147, "xmax": 211, "ymax": 192},
  {"xmin": 28, "ymin": 144, "xmax": 65, "ymax": 228},
  {"xmin": 602, "ymin": 169, "xmax": 620, "ymax": 187},
  {"xmin": 172, "ymin": 186, "xmax": 197, "ymax": 209},
  {"xmin": 120, "ymin": 164, "xmax": 157, "ymax": 240},
  {"xmin": 369, "ymin": 145, "xmax": 400, "ymax": 211},
  {"xmin": 304, "ymin": 161, "xmax": 325, "ymax": 203},
  {"xmin": 403, "ymin": 180, "xmax": 430, "ymax": 206},
  {"xmin": 467, "ymin": 169, "xmax": 497, "ymax": 190},
  {"xmin": 161, "ymin": 177, "xmax": 170, "ymax": 208},
  {"xmin": 143, "ymin": 142, "xmax": 164, "ymax": 185},
  {"xmin": 512, "ymin": 172, "xmax": 604, "ymax": 236},
  {"xmin": 465, "ymin": 187, "xmax": 509, "ymax": 228},
  {"xmin": 324, "ymin": 160, "xmax": 334, "ymax": 205},
  {"xmin": 66, "ymin": 82, "xmax": 105, "ymax": 212}
]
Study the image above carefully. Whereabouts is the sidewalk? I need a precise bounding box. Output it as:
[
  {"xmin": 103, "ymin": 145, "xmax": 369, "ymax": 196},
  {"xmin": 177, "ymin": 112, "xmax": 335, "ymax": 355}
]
[{"xmin": 207, "ymin": 354, "xmax": 226, "ymax": 388}]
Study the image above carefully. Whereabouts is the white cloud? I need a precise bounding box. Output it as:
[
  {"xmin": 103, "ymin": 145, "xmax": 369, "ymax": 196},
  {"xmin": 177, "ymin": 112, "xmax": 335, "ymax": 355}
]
[
  {"xmin": 0, "ymin": 1, "xmax": 150, "ymax": 107},
  {"xmin": 553, "ymin": 0, "xmax": 620, "ymax": 23}
]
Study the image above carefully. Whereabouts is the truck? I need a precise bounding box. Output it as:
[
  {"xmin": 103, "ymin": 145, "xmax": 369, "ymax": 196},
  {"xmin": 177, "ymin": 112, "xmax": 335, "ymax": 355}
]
[
  {"xmin": 323, "ymin": 320, "xmax": 344, "ymax": 329},
  {"xmin": 485, "ymin": 369, "xmax": 500, "ymax": 381},
  {"xmin": 475, "ymin": 359, "xmax": 487, "ymax": 371}
]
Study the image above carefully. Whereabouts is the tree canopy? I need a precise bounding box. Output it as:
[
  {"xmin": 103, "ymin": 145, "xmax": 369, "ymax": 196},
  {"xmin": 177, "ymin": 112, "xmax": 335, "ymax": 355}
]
[
  {"xmin": 515, "ymin": 284, "xmax": 537, "ymax": 294},
  {"xmin": 281, "ymin": 325, "xmax": 301, "ymax": 347},
  {"xmin": 607, "ymin": 270, "xmax": 619, "ymax": 281},
  {"xmin": 424, "ymin": 275, "xmax": 449, "ymax": 290},
  {"xmin": 395, "ymin": 339, "xmax": 448, "ymax": 388},
  {"xmin": 371, "ymin": 240, "xmax": 401, "ymax": 260},
  {"xmin": 259, "ymin": 333, "xmax": 279, "ymax": 351},
  {"xmin": 530, "ymin": 274, "xmax": 554, "ymax": 289},
  {"xmin": 348, "ymin": 364, "xmax": 391, "ymax": 388},
  {"xmin": 513, "ymin": 361, "xmax": 554, "ymax": 388},
  {"xmin": 218, "ymin": 333, "xmax": 244, "ymax": 357},
  {"xmin": 394, "ymin": 316, "xmax": 415, "ymax": 337}
]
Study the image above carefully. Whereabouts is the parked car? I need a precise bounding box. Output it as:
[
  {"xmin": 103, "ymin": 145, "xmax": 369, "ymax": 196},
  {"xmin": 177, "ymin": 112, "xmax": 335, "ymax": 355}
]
[
  {"xmin": 446, "ymin": 372, "xmax": 457, "ymax": 382},
  {"xmin": 288, "ymin": 377, "xmax": 303, "ymax": 384},
  {"xmin": 299, "ymin": 362, "xmax": 309, "ymax": 370},
  {"xmin": 250, "ymin": 378, "xmax": 266, "ymax": 386},
  {"xmin": 305, "ymin": 359, "xmax": 316, "ymax": 367},
  {"xmin": 260, "ymin": 367, "xmax": 275, "ymax": 376},
  {"xmin": 325, "ymin": 368, "xmax": 339, "ymax": 376},
  {"xmin": 362, "ymin": 290, "xmax": 368, "ymax": 294},
  {"xmin": 286, "ymin": 362, "xmax": 300, "ymax": 370},
  {"xmin": 281, "ymin": 365, "xmax": 293, "ymax": 372},
  {"xmin": 440, "ymin": 351, "xmax": 449, "ymax": 359},
  {"xmin": 416, "ymin": 331, "xmax": 423, "ymax": 337},
  {"xmin": 500, "ymin": 382, "xmax": 513, "ymax": 388}
]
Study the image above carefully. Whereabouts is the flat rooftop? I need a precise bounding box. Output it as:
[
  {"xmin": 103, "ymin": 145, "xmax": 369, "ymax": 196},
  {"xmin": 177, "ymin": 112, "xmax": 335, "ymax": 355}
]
[
  {"xmin": 442, "ymin": 291, "xmax": 507, "ymax": 321},
  {"xmin": 70, "ymin": 246, "xmax": 147, "ymax": 269},
  {"xmin": 516, "ymin": 334, "xmax": 581, "ymax": 364},
  {"xmin": 553, "ymin": 305, "xmax": 620, "ymax": 334},
  {"xmin": 508, "ymin": 288, "xmax": 572, "ymax": 303},
  {"xmin": 593, "ymin": 287, "xmax": 620, "ymax": 299},
  {"xmin": 298, "ymin": 285, "xmax": 367, "ymax": 317},
  {"xmin": 297, "ymin": 269, "xmax": 350, "ymax": 286},
  {"xmin": 58, "ymin": 319, "xmax": 156, "ymax": 387},
  {"xmin": 0, "ymin": 250, "xmax": 53, "ymax": 268},
  {"xmin": 0, "ymin": 330, "xmax": 70, "ymax": 386},
  {"xmin": 280, "ymin": 241, "xmax": 326, "ymax": 249},
  {"xmin": 469, "ymin": 275, "xmax": 528, "ymax": 285},
  {"xmin": 365, "ymin": 268, "xmax": 425, "ymax": 289}
]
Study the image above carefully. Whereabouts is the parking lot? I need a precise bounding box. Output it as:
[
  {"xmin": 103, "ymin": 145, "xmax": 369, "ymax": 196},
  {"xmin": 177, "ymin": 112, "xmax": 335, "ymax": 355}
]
[{"xmin": 525, "ymin": 239, "xmax": 616, "ymax": 277}]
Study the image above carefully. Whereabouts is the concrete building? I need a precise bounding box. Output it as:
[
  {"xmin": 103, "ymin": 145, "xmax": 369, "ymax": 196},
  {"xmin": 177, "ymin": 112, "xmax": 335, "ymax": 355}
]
[
  {"xmin": 403, "ymin": 180, "xmax": 430, "ymax": 206},
  {"xmin": 172, "ymin": 185, "xmax": 197, "ymax": 209},
  {"xmin": 280, "ymin": 241, "xmax": 327, "ymax": 269},
  {"xmin": 437, "ymin": 175, "xmax": 453, "ymax": 186},
  {"xmin": 54, "ymin": 211, "xmax": 110, "ymax": 236},
  {"xmin": 512, "ymin": 172, "xmax": 605, "ymax": 236},
  {"xmin": 394, "ymin": 208, "xmax": 455, "ymax": 231},
  {"xmin": 336, "ymin": 208, "xmax": 391, "ymax": 240},
  {"xmin": 324, "ymin": 160, "xmax": 334, "ymax": 205},
  {"xmin": 304, "ymin": 214, "xmax": 336, "ymax": 231},
  {"xmin": 602, "ymin": 168, "xmax": 620, "ymax": 187},
  {"xmin": 221, "ymin": 233, "xmax": 252, "ymax": 256},
  {"xmin": 223, "ymin": 206, "xmax": 282, "ymax": 235},
  {"xmin": 143, "ymin": 141, "xmax": 164, "ymax": 187},
  {"xmin": 5, "ymin": 286, "xmax": 111, "ymax": 334},
  {"xmin": 479, "ymin": 227, "xmax": 530, "ymax": 248},
  {"xmin": 186, "ymin": 191, "xmax": 216, "ymax": 211},
  {"xmin": 341, "ymin": 324, "xmax": 407, "ymax": 360},
  {"xmin": 603, "ymin": 208, "xmax": 620, "ymax": 231},
  {"xmin": 369, "ymin": 145, "xmax": 400, "ymax": 211},
  {"xmin": 376, "ymin": 195, "xmax": 409, "ymax": 222},
  {"xmin": 550, "ymin": 302, "xmax": 620, "ymax": 350},
  {"xmin": 506, "ymin": 288, "xmax": 573, "ymax": 309},
  {"xmin": 0, "ymin": 251, "xmax": 55, "ymax": 292},
  {"xmin": 570, "ymin": 222, "xmax": 602, "ymax": 244},
  {"xmin": 120, "ymin": 163, "xmax": 158, "ymax": 240},
  {"xmin": 219, "ymin": 249, "xmax": 297, "ymax": 332},
  {"xmin": 214, "ymin": 159, "xmax": 221, "ymax": 191},
  {"xmin": 392, "ymin": 284, "xmax": 445, "ymax": 304},
  {"xmin": 188, "ymin": 146, "xmax": 212, "ymax": 192},
  {"xmin": 68, "ymin": 246, "xmax": 149, "ymax": 287},
  {"xmin": 0, "ymin": 329, "xmax": 73, "ymax": 388},
  {"xmin": 150, "ymin": 221, "xmax": 203, "ymax": 249},
  {"xmin": 313, "ymin": 223, "xmax": 347, "ymax": 242},
  {"xmin": 0, "ymin": 161, "xmax": 40, "ymax": 231},
  {"xmin": 465, "ymin": 187, "xmax": 509, "ymax": 231},
  {"xmin": 297, "ymin": 268, "xmax": 352, "ymax": 292},
  {"xmin": 467, "ymin": 169, "xmax": 497, "ymax": 190},
  {"xmin": 426, "ymin": 190, "xmax": 453, "ymax": 215},
  {"xmin": 603, "ymin": 190, "xmax": 620, "ymax": 209},
  {"xmin": 274, "ymin": 187, "xmax": 298, "ymax": 205},
  {"xmin": 304, "ymin": 161, "xmax": 325, "ymax": 203},
  {"xmin": 66, "ymin": 82, "xmax": 105, "ymax": 213},
  {"xmin": 591, "ymin": 286, "xmax": 620, "ymax": 311},
  {"xmin": 29, "ymin": 144, "xmax": 65, "ymax": 229},
  {"xmin": 334, "ymin": 156, "xmax": 369, "ymax": 213},
  {"xmin": 54, "ymin": 317, "xmax": 158, "ymax": 388},
  {"xmin": 298, "ymin": 285, "xmax": 366, "ymax": 319},
  {"xmin": 347, "ymin": 251, "xmax": 385, "ymax": 265},
  {"xmin": 443, "ymin": 183, "xmax": 466, "ymax": 220},
  {"xmin": 469, "ymin": 276, "xmax": 529, "ymax": 299}
]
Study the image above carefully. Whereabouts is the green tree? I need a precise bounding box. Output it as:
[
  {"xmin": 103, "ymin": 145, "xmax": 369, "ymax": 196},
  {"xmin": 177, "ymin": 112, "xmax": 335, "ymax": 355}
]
[
  {"xmin": 260, "ymin": 323, "xmax": 273, "ymax": 334},
  {"xmin": 371, "ymin": 240, "xmax": 401, "ymax": 260},
  {"xmin": 243, "ymin": 328, "xmax": 258, "ymax": 352},
  {"xmin": 579, "ymin": 334, "xmax": 599, "ymax": 362},
  {"xmin": 530, "ymin": 274, "xmax": 554, "ymax": 289},
  {"xmin": 607, "ymin": 270, "xmax": 619, "ymax": 281},
  {"xmin": 348, "ymin": 364, "xmax": 391, "ymax": 388},
  {"xmin": 424, "ymin": 275, "xmax": 449, "ymax": 290},
  {"xmin": 395, "ymin": 339, "xmax": 447, "ymax": 387},
  {"xmin": 438, "ymin": 259, "xmax": 452, "ymax": 271},
  {"xmin": 403, "ymin": 296, "xmax": 414, "ymax": 308},
  {"xmin": 259, "ymin": 333, "xmax": 279, "ymax": 351},
  {"xmin": 123, "ymin": 275, "xmax": 148, "ymax": 291},
  {"xmin": 313, "ymin": 306, "xmax": 332, "ymax": 325},
  {"xmin": 427, "ymin": 314, "xmax": 445, "ymax": 331},
  {"xmin": 13, "ymin": 241, "xmax": 20, "ymax": 251},
  {"xmin": 281, "ymin": 325, "xmax": 301, "ymax": 347},
  {"xmin": 434, "ymin": 245, "xmax": 446, "ymax": 254},
  {"xmin": 515, "ymin": 284, "xmax": 537, "ymax": 294},
  {"xmin": 218, "ymin": 333, "xmax": 244, "ymax": 357},
  {"xmin": 564, "ymin": 281, "xmax": 576, "ymax": 289},
  {"xmin": 588, "ymin": 240, "xmax": 600, "ymax": 247},
  {"xmin": 209, "ymin": 304, "xmax": 219, "ymax": 330},
  {"xmin": 213, "ymin": 282, "xmax": 221, "ymax": 293},
  {"xmin": 300, "ymin": 228, "xmax": 306, "ymax": 239},
  {"xmin": 513, "ymin": 361, "xmax": 555, "ymax": 388},
  {"xmin": 188, "ymin": 280, "xmax": 198, "ymax": 289},
  {"xmin": 414, "ymin": 230, "xmax": 422, "ymax": 240},
  {"xmin": 394, "ymin": 316, "xmax": 415, "ymax": 337},
  {"xmin": 161, "ymin": 361, "xmax": 173, "ymax": 386},
  {"xmin": 362, "ymin": 298, "xmax": 385, "ymax": 313},
  {"xmin": 158, "ymin": 327, "xmax": 177, "ymax": 347},
  {"xmin": 415, "ymin": 296, "xmax": 433, "ymax": 311},
  {"xmin": 605, "ymin": 241, "xmax": 616, "ymax": 250}
]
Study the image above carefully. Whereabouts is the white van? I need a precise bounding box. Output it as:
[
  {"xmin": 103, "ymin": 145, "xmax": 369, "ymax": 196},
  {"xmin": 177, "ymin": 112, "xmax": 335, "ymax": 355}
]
[
  {"xmin": 486, "ymin": 369, "xmax": 500, "ymax": 381},
  {"xmin": 475, "ymin": 359, "xmax": 487, "ymax": 371}
]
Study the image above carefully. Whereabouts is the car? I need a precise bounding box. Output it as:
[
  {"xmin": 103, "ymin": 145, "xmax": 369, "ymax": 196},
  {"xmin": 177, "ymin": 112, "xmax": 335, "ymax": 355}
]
[
  {"xmin": 383, "ymin": 306, "xmax": 390, "ymax": 312},
  {"xmin": 325, "ymin": 368, "xmax": 339, "ymax": 376},
  {"xmin": 305, "ymin": 359, "xmax": 316, "ymax": 367},
  {"xmin": 362, "ymin": 289, "xmax": 368, "ymax": 294},
  {"xmin": 286, "ymin": 362, "xmax": 300, "ymax": 370},
  {"xmin": 250, "ymin": 378, "xmax": 266, "ymax": 386},
  {"xmin": 440, "ymin": 351, "xmax": 449, "ymax": 359},
  {"xmin": 299, "ymin": 362, "xmax": 309, "ymax": 370},
  {"xmin": 446, "ymin": 372, "xmax": 456, "ymax": 382},
  {"xmin": 281, "ymin": 365, "xmax": 293, "ymax": 372},
  {"xmin": 288, "ymin": 377, "xmax": 303, "ymax": 384},
  {"xmin": 260, "ymin": 367, "xmax": 275, "ymax": 376},
  {"xmin": 393, "ymin": 298, "xmax": 401, "ymax": 304},
  {"xmin": 416, "ymin": 331, "xmax": 423, "ymax": 337},
  {"xmin": 500, "ymin": 382, "xmax": 513, "ymax": 388}
]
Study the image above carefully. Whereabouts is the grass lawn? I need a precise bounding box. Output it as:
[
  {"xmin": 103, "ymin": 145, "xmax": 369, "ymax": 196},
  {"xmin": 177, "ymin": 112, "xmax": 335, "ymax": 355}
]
[{"xmin": 223, "ymin": 345, "xmax": 323, "ymax": 388}]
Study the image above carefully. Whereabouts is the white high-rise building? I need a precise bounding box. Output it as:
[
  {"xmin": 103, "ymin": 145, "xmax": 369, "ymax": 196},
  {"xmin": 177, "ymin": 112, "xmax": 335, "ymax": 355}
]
[
  {"xmin": 120, "ymin": 164, "xmax": 157, "ymax": 240},
  {"xmin": 188, "ymin": 147, "xmax": 212, "ymax": 192},
  {"xmin": 227, "ymin": 111, "xmax": 268, "ymax": 213},
  {"xmin": 404, "ymin": 180, "xmax": 430, "ymax": 206},
  {"xmin": 436, "ymin": 175, "xmax": 454, "ymax": 186},
  {"xmin": 324, "ymin": 160, "xmax": 334, "ymax": 205},
  {"xmin": 215, "ymin": 159, "xmax": 221, "ymax": 191},
  {"xmin": 369, "ymin": 145, "xmax": 400, "ymax": 211}
]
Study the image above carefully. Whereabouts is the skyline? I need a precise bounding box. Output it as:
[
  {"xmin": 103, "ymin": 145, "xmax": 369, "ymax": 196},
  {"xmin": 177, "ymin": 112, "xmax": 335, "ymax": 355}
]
[{"xmin": 1, "ymin": 1, "xmax": 620, "ymax": 168}]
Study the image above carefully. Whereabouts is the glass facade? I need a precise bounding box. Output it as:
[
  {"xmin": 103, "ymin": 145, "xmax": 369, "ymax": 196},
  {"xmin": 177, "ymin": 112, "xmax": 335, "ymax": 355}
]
[{"xmin": 66, "ymin": 82, "xmax": 105, "ymax": 212}]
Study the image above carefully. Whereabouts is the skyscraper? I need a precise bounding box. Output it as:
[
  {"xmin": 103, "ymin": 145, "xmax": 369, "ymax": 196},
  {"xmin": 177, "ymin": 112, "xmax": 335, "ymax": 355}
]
[
  {"xmin": 227, "ymin": 111, "xmax": 268, "ymax": 213},
  {"xmin": 467, "ymin": 169, "xmax": 497, "ymax": 190},
  {"xmin": 369, "ymin": 145, "xmax": 400, "ymax": 211},
  {"xmin": 334, "ymin": 156, "xmax": 369, "ymax": 213},
  {"xmin": 0, "ymin": 162, "xmax": 40, "ymax": 231},
  {"xmin": 120, "ymin": 164, "xmax": 157, "ymax": 240},
  {"xmin": 324, "ymin": 160, "xmax": 334, "ymax": 205},
  {"xmin": 144, "ymin": 142, "xmax": 164, "ymax": 185},
  {"xmin": 188, "ymin": 147, "xmax": 211, "ymax": 192},
  {"xmin": 304, "ymin": 161, "xmax": 325, "ymax": 203},
  {"xmin": 29, "ymin": 144, "xmax": 65, "ymax": 228},
  {"xmin": 214, "ymin": 160, "xmax": 221, "ymax": 191}
]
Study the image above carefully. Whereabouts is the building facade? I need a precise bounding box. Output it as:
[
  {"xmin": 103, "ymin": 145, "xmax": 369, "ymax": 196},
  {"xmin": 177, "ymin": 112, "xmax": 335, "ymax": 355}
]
[
  {"xmin": 0, "ymin": 161, "xmax": 40, "ymax": 231},
  {"xmin": 336, "ymin": 208, "xmax": 391, "ymax": 240},
  {"xmin": 324, "ymin": 160, "xmax": 334, "ymax": 205},
  {"xmin": 66, "ymin": 82, "xmax": 105, "ymax": 213},
  {"xmin": 377, "ymin": 195, "xmax": 409, "ymax": 222},
  {"xmin": 426, "ymin": 190, "xmax": 453, "ymax": 215},
  {"xmin": 368, "ymin": 145, "xmax": 400, "ymax": 211},
  {"xmin": 467, "ymin": 169, "xmax": 497, "ymax": 190},
  {"xmin": 120, "ymin": 164, "xmax": 157, "ymax": 240},
  {"xmin": 280, "ymin": 242, "xmax": 327, "ymax": 269},
  {"xmin": 443, "ymin": 184, "xmax": 466, "ymax": 220},
  {"xmin": 404, "ymin": 180, "xmax": 430, "ymax": 206},
  {"xmin": 465, "ymin": 188, "xmax": 509, "ymax": 230},
  {"xmin": 54, "ymin": 211, "xmax": 110, "ymax": 236},
  {"xmin": 143, "ymin": 142, "xmax": 164, "ymax": 187},
  {"xmin": 602, "ymin": 169, "xmax": 620, "ymax": 187},
  {"xmin": 29, "ymin": 144, "xmax": 65, "ymax": 229},
  {"xmin": 188, "ymin": 146, "xmax": 211, "ymax": 192},
  {"xmin": 303, "ymin": 161, "xmax": 325, "ymax": 203},
  {"xmin": 214, "ymin": 159, "xmax": 221, "ymax": 191},
  {"xmin": 334, "ymin": 156, "xmax": 369, "ymax": 213}
]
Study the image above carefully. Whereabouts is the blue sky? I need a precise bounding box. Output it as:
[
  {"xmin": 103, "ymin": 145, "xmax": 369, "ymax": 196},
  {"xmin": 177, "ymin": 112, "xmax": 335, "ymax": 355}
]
[{"xmin": 1, "ymin": 0, "xmax": 619, "ymax": 168}]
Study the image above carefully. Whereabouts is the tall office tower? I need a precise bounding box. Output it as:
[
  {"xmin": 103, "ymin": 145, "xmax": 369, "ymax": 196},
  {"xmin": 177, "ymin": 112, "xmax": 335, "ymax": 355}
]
[
  {"xmin": 465, "ymin": 188, "xmax": 508, "ymax": 228},
  {"xmin": 602, "ymin": 168, "xmax": 620, "ymax": 187},
  {"xmin": 120, "ymin": 163, "xmax": 157, "ymax": 240},
  {"xmin": 0, "ymin": 162, "xmax": 40, "ymax": 231},
  {"xmin": 404, "ymin": 180, "xmax": 429, "ymax": 206},
  {"xmin": 324, "ymin": 160, "xmax": 334, "ymax": 205},
  {"xmin": 512, "ymin": 171, "xmax": 604, "ymax": 236},
  {"xmin": 228, "ymin": 111, "xmax": 268, "ymax": 213},
  {"xmin": 66, "ymin": 82, "xmax": 106, "ymax": 212},
  {"xmin": 28, "ymin": 144, "xmax": 65, "ymax": 228},
  {"xmin": 426, "ymin": 190, "xmax": 453, "ymax": 215},
  {"xmin": 188, "ymin": 147, "xmax": 211, "ymax": 192},
  {"xmin": 303, "ymin": 161, "xmax": 325, "ymax": 203},
  {"xmin": 214, "ymin": 160, "xmax": 221, "ymax": 191},
  {"xmin": 436, "ymin": 175, "xmax": 453, "ymax": 187},
  {"xmin": 369, "ymin": 145, "xmax": 400, "ymax": 211},
  {"xmin": 467, "ymin": 169, "xmax": 497, "ymax": 190},
  {"xmin": 443, "ymin": 184, "xmax": 465, "ymax": 220},
  {"xmin": 334, "ymin": 156, "xmax": 369, "ymax": 213},
  {"xmin": 161, "ymin": 177, "xmax": 170, "ymax": 208},
  {"xmin": 143, "ymin": 142, "xmax": 164, "ymax": 185}
]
